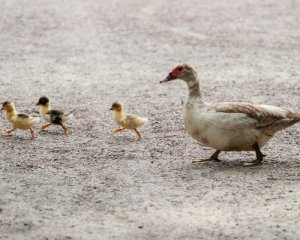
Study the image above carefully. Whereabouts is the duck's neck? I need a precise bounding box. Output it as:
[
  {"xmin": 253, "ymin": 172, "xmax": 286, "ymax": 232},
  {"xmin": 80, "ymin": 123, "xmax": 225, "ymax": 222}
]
[
  {"xmin": 6, "ymin": 109, "xmax": 17, "ymax": 123},
  {"xmin": 39, "ymin": 104, "xmax": 50, "ymax": 117},
  {"xmin": 113, "ymin": 110, "xmax": 124, "ymax": 120},
  {"xmin": 185, "ymin": 71, "xmax": 203, "ymax": 100}
]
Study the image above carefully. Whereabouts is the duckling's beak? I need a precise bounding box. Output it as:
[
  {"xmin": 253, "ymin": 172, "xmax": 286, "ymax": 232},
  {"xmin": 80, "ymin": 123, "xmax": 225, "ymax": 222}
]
[
  {"xmin": 36, "ymin": 102, "xmax": 40, "ymax": 106},
  {"xmin": 109, "ymin": 107, "xmax": 113, "ymax": 110},
  {"xmin": 160, "ymin": 73, "xmax": 176, "ymax": 83}
]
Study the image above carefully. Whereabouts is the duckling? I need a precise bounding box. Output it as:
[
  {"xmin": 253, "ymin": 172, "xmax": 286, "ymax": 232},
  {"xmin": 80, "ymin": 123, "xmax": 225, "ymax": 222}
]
[
  {"xmin": 110, "ymin": 101, "xmax": 147, "ymax": 140},
  {"xmin": 36, "ymin": 96, "xmax": 72, "ymax": 134},
  {"xmin": 161, "ymin": 64, "xmax": 300, "ymax": 166},
  {"xmin": 1, "ymin": 101, "xmax": 40, "ymax": 139}
]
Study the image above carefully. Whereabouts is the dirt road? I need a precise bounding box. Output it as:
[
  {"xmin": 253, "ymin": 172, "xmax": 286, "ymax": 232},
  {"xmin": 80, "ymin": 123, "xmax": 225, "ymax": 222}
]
[{"xmin": 0, "ymin": 0, "xmax": 300, "ymax": 239}]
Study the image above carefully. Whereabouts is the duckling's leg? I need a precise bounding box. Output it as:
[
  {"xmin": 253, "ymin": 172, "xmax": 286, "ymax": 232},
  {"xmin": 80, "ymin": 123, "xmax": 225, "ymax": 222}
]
[
  {"xmin": 112, "ymin": 127, "xmax": 125, "ymax": 133},
  {"xmin": 192, "ymin": 150, "xmax": 221, "ymax": 163},
  {"xmin": 29, "ymin": 128, "xmax": 36, "ymax": 140},
  {"xmin": 40, "ymin": 124, "xmax": 51, "ymax": 130},
  {"xmin": 60, "ymin": 124, "xmax": 68, "ymax": 134},
  {"xmin": 243, "ymin": 142, "xmax": 264, "ymax": 166},
  {"xmin": 134, "ymin": 128, "xmax": 141, "ymax": 140},
  {"xmin": 3, "ymin": 129, "xmax": 14, "ymax": 135}
]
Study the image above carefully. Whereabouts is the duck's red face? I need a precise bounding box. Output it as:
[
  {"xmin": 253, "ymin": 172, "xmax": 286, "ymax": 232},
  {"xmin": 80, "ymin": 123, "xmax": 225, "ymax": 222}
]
[{"xmin": 160, "ymin": 65, "xmax": 185, "ymax": 83}]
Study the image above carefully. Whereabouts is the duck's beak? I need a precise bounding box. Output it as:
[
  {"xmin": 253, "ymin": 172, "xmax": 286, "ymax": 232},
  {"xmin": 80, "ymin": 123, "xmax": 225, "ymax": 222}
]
[
  {"xmin": 109, "ymin": 107, "xmax": 113, "ymax": 110},
  {"xmin": 160, "ymin": 73, "xmax": 176, "ymax": 83},
  {"xmin": 36, "ymin": 102, "xmax": 40, "ymax": 106}
]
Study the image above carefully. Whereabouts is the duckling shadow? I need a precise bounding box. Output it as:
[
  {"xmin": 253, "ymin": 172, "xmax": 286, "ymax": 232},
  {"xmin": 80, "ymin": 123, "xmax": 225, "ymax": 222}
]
[
  {"xmin": 1, "ymin": 134, "xmax": 33, "ymax": 142},
  {"xmin": 38, "ymin": 130, "xmax": 66, "ymax": 136},
  {"xmin": 111, "ymin": 135, "xmax": 139, "ymax": 145}
]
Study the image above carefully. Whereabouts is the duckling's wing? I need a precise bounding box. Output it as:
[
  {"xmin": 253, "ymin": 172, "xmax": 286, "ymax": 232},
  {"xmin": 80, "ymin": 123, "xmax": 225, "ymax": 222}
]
[
  {"xmin": 209, "ymin": 102, "xmax": 299, "ymax": 130},
  {"xmin": 47, "ymin": 110, "xmax": 72, "ymax": 124},
  {"xmin": 17, "ymin": 113, "xmax": 30, "ymax": 119},
  {"xmin": 126, "ymin": 114, "xmax": 148, "ymax": 127},
  {"xmin": 15, "ymin": 114, "xmax": 40, "ymax": 125},
  {"xmin": 47, "ymin": 110, "xmax": 64, "ymax": 124},
  {"xmin": 126, "ymin": 114, "xmax": 147, "ymax": 121}
]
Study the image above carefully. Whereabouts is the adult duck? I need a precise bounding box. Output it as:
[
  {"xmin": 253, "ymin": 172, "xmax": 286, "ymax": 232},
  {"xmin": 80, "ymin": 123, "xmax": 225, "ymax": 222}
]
[{"xmin": 160, "ymin": 64, "xmax": 300, "ymax": 166}]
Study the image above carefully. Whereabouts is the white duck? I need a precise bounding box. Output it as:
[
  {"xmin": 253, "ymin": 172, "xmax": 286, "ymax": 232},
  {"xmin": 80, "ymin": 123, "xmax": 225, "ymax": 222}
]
[
  {"xmin": 1, "ymin": 101, "xmax": 40, "ymax": 139},
  {"xmin": 110, "ymin": 101, "xmax": 148, "ymax": 140},
  {"xmin": 160, "ymin": 64, "xmax": 300, "ymax": 166}
]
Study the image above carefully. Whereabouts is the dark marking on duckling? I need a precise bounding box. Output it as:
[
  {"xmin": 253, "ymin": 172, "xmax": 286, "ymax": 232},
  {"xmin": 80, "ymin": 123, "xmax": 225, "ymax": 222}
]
[
  {"xmin": 2, "ymin": 101, "xmax": 10, "ymax": 107},
  {"xmin": 37, "ymin": 96, "xmax": 49, "ymax": 106},
  {"xmin": 17, "ymin": 114, "xmax": 29, "ymax": 119},
  {"xmin": 46, "ymin": 110, "xmax": 64, "ymax": 124},
  {"xmin": 110, "ymin": 102, "xmax": 122, "ymax": 111}
]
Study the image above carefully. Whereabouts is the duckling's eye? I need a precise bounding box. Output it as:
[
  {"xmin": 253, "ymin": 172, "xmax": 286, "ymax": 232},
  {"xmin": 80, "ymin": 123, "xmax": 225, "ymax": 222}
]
[{"xmin": 178, "ymin": 67, "xmax": 183, "ymax": 71}]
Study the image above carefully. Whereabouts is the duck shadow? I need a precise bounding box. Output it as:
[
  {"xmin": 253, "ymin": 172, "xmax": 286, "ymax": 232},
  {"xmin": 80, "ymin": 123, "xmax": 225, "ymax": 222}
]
[
  {"xmin": 110, "ymin": 135, "xmax": 141, "ymax": 145},
  {"xmin": 38, "ymin": 130, "xmax": 68, "ymax": 136},
  {"xmin": 188, "ymin": 157, "xmax": 300, "ymax": 172},
  {"xmin": 1, "ymin": 134, "xmax": 35, "ymax": 143}
]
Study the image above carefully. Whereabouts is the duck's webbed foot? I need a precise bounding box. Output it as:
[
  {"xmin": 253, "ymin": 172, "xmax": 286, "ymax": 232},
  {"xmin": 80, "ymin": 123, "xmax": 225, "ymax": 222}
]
[
  {"xmin": 134, "ymin": 129, "xmax": 142, "ymax": 141},
  {"xmin": 40, "ymin": 123, "xmax": 51, "ymax": 130},
  {"xmin": 192, "ymin": 150, "xmax": 221, "ymax": 164},
  {"xmin": 29, "ymin": 128, "xmax": 36, "ymax": 140},
  {"xmin": 3, "ymin": 129, "xmax": 14, "ymax": 135},
  {"xmin": 60, "ymin": 124, "xmax": 68, "ymax": 134},
  {"xmin": 243, "ymin": 142, "xmax": 264, "ymax": 166},
  {"xmin": 112, "ymin": 127, "xmax": 125, "ymax": 133}
]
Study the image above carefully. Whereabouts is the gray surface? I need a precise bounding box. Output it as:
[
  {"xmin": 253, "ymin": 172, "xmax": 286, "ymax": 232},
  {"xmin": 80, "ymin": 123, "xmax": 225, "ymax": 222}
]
[{"xmin": 0, "ymin": 0, "xmax": 300, "ymax": 239}]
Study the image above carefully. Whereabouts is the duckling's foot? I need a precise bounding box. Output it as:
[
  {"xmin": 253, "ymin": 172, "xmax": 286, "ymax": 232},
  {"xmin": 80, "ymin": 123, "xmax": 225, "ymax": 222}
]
[
  {"xmin": 112, "ymin": 127, "xmax": 125, "ymax": 133},
  {"xmin": 3, "ymin": 129, "xmax": 14, "ymax": 135},
  {"xmin": 134, "ymin": 129, "xmax": 142, "ymax": 141},
  {"xmin": 29, "ymin": 128, "xmax": 36, "ymax": 140},
  {"xmin": 192, "ymin": 150, "xmax": 221, "ymax": 163},
  {"xmin": 60, "ymin": 124, "xmax": 68, "ymax": 134},
  {"xmin": 242, "ymin": 142, "xmax": 264, "ymax": 167},
  {"xmin": 40, "ymin": 124, "xmax": 51, "ymax": 131}
]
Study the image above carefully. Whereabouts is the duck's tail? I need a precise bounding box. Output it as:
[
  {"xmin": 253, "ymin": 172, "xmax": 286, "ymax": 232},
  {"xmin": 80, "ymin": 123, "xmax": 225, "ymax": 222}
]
[
  {"xmin": 294, "ymin": 112, "xmax": 300, "ymax": 121},
  {"xmin": 141, "ymin": 117, "xmax": 148, "ymax": 125},
  {"xmin": 270, "ymin": 112, "xmax": 300, "ymax": 133},
  {"xmin": 30, "ymin": 116, "xmax": 40, "ymax": 125},
  {"xmin": 62, "ymin": 113, "xmax": 73, "ymax": 122}
]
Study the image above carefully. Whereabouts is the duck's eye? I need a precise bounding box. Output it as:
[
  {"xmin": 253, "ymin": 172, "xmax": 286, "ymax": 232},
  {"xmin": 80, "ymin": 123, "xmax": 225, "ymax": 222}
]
[{"xmin": 178, "ymin": 67, "xmax": 183, "ymax": 71}]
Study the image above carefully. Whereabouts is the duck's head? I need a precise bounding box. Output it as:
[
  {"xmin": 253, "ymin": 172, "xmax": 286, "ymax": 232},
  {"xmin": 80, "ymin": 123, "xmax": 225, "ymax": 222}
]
[
  {"xmin": 1, "ymin": 101, "xmax": 15, "ymax": 112},
  {"xmin": 160, "ymin": 64, "xmax": 196, "ymax": 83},
  {"xmin": 36, "ymin": 96, "xmax": 50, "ymax": 106},
  {"xmin": 110, "ymin": 101, "xmax": 123, "ymax": 112}
]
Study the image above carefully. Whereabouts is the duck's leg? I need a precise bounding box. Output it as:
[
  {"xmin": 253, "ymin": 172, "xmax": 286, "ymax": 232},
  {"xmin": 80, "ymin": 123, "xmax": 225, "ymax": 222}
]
[
  {"xmin": 243, "ymin": 142, "xmax": 264, "ymax": 166},
  {"xmin": 29, "ymin": 128, "xmax": 36, "ymax": 140},
  {"xmin": 112, "ymin": 127, "xmax": 125, "ymax": 133},
  {"xmin": 60, "ymin": 124, "xmax": 68, "ymax": 134},
  {"xmin": 40, "ymin": 123, "xmax": 51, "ymax": 130},
  {"xmin": 134, "ymin": 128, "xmax": 141, "ymax": 140},
  {"xmin": 192, "ymin": 150, "xmax": 221, "ymax": 163},
  {"xmin": 3, "ymin": 129, "xmax": 14, "ymax": 135}
]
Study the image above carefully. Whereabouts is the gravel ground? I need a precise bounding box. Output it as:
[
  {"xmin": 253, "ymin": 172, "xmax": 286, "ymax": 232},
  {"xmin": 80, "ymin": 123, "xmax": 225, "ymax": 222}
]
[{"xmin": 0, "ymin": 0, "xmax": 300, "ymax": 239}]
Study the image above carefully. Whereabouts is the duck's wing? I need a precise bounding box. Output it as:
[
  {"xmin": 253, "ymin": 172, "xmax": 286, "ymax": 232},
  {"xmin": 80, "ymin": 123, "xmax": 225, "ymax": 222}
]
[
  {"xmin": 208, "ymin": 102, "xmax": 299, "ymax": 129},
  {"xmin": 46, "ymin": 110, "xmax": 63, "ymax": 124},
  {"xmin": 47, "ymin": 110, "xmax": 72, "ymax": 124},
  {"xmin": 17, "ymin": 113, "xmax": 30, "ymax": 119},
  {"xmin": 126, "ymin": 113, "xmax": 147, "ymax": 121},
  {"xmin": 16, "ymin": 113, "xmax": 40, "ymax": 125}
]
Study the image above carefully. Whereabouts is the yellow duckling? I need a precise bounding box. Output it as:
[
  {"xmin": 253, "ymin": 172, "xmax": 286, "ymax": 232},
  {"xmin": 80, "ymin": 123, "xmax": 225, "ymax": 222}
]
[
  {"xmin": 1, "ymin": 101, "xmax": 40, "ymax": 139},
  {"xmin": 36, "ymin": 96, "xmax": 73, "ymax": 134},
  {"xmin": 110, "ymin": 101, "xmax": 147, "ymax": 140}
]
